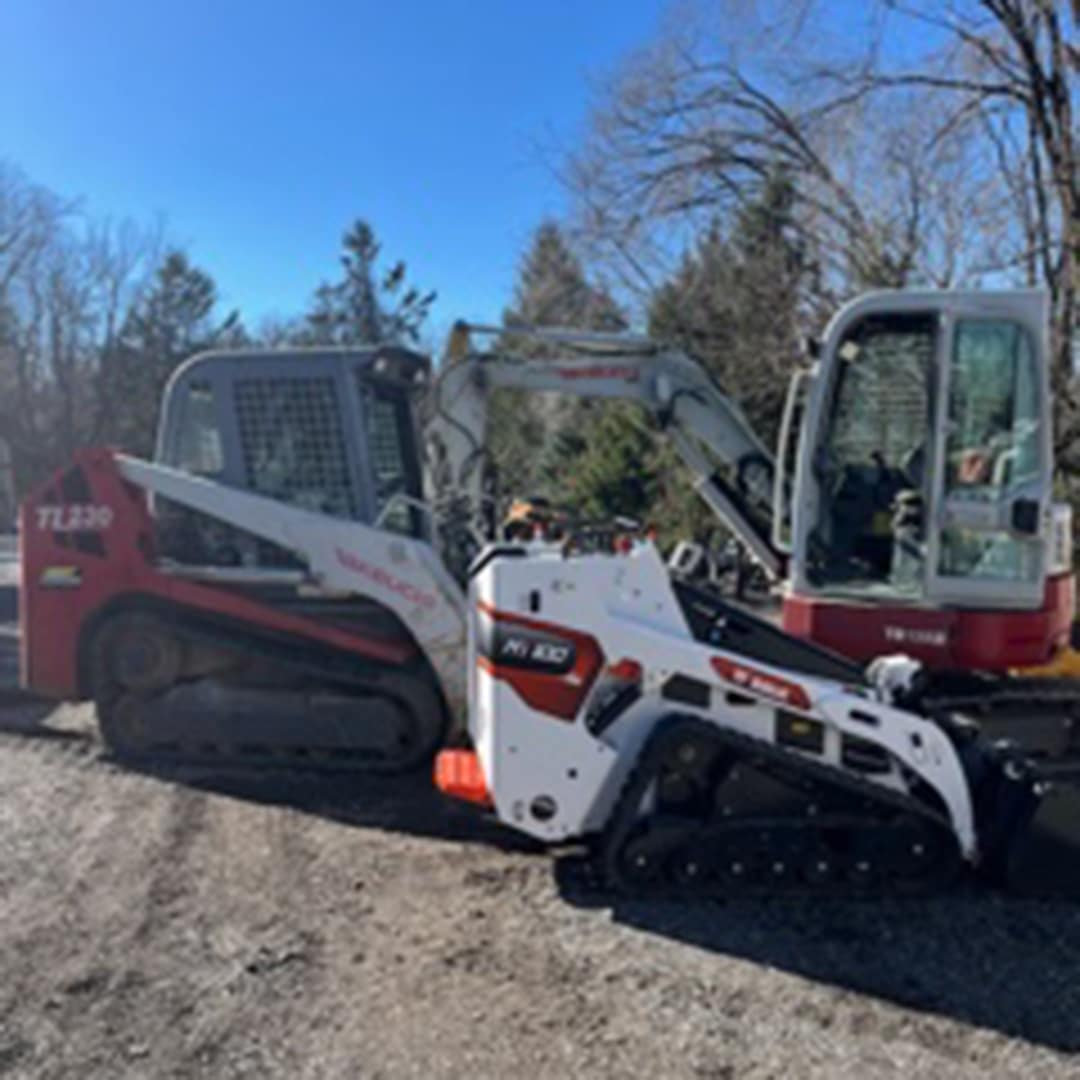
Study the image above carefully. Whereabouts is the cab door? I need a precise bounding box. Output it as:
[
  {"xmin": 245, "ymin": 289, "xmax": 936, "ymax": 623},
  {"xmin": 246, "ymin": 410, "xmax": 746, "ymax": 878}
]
[{"xmin": 926, "ymin": 291, "xmax": 1051, "ymax": 609}]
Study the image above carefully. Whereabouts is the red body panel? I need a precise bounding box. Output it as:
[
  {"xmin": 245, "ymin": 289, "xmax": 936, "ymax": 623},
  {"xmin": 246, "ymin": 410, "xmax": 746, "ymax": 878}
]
[
  {"xmin": 475, "ymin": 600, "xmax": 605, "ymax": 721},
  {"xmin": 710, "ymin": 656, "xmax": 811, "ymax": 710},
  {"xmin": 782, "ymin": 573, "xmax": 1075, "ymax": 672},
  {"xmin": 20, "ymin": 448, "xmax": 415, "ymax": 700}
]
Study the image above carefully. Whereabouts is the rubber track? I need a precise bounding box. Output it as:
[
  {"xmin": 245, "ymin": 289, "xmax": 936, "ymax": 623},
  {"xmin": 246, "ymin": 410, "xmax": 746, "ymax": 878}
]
[
  {"xmin": 103, "ymin": 689, "xmax": 423, "ymax": 775},
  {"xmin": 598, "ymin": 714, "xmax": 963, "ymax": 899},
  {"xmin": 91, "ymin": 614, "xmax": 444, "ymax": 775},
  {"xmin": 923, "ymin": 676, "xmax": 1080, "ymax": 716}
]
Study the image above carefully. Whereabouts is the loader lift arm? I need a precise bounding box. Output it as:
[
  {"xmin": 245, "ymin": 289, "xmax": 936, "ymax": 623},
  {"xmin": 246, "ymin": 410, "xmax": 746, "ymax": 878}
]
[
  {"xmin": 114, "ymin": 453, "xmax": 468, "ymax": 717},
  {"xmin": 425, "ymin": 323, "xmax": 784, "ymax": 580}
]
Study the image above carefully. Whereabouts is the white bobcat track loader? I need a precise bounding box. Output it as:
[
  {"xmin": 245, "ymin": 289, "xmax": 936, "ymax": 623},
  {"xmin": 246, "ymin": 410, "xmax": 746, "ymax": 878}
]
[{"xmin": 437, "ymin": 536, "xmax": 1080, "ymax": 898}]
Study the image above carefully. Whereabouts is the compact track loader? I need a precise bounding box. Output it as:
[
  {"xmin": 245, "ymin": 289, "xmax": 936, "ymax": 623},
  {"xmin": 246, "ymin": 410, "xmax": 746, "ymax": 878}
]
[{"xmin": 438, "ymin": 533, "xmax": 1080, "ymax": 898}]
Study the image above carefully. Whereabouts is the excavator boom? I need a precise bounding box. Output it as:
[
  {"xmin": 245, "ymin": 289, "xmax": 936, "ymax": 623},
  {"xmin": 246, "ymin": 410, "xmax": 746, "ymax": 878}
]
[{"xmin": 425, "ymin": 322, "xmax": 784, "ymax": 578}]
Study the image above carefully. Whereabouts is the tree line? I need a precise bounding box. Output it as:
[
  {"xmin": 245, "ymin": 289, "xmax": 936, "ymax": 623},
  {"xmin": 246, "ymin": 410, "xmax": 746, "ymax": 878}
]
[
  {"xmin": 0, "ymin": 0, "xmax": 1075, "ymax": 545},
  {"xmin": 0, "ymin": 179, "xmax": 432, "ymax": 524}
]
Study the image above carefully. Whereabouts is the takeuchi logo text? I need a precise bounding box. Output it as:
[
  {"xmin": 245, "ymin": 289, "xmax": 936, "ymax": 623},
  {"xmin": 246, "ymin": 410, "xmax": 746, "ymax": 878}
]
[
  {"xmin": 335, "ymin": 547, "xmax": 437, "ymax": 610},
  {"xmin": 883, "ymin": 626, "xmax": 948, "ymax": 647}
]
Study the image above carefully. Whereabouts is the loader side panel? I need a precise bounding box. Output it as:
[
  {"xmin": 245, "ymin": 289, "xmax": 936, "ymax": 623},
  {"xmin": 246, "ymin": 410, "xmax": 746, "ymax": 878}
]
[
  {"xmin": 20, "ymin": 448, "xmax": 419, "ymax": 701},
  {"xmin": 20, "ymin": 450, "xmax": 156, "ymax": 698}
]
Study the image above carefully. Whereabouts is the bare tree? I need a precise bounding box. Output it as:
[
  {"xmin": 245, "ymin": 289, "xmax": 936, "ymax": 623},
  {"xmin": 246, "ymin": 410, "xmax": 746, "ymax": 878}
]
[
  {"xmin": 820, "ymin": 1, "xmax": 1077, "ymax": 451},
  {"xmin": 565, "ymin": 9, "xmax": 997, "ymax": 315},
  {"xmin": 567, "ymin": 1, "xmax": 1075, "ymax": 367},
  {"xmin": 0, "ymin": 163, "xmax": 164, "ymax": 496}
]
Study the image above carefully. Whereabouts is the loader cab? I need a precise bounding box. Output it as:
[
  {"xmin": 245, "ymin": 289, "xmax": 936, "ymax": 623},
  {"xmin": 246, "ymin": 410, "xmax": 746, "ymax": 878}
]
[
  {"xmin": 155, "ymin": 346, "xmax": 430, "ymax": 564},
  {"xmin": 775, "ymin": 291, "xmax": 1071, "ymax": 669}
]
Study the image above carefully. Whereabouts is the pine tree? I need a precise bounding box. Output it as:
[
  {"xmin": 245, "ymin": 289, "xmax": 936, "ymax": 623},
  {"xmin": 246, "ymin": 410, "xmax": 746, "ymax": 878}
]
[
  {"xmin": 650, "ymin": 172, "xmax": 807, "ymax": 443},
  {"xmin": 503, "ymin": 221, "xmax": 625, "ymax": 333},
  {"xmin": 300, "ymin": 220, "xmax": 434, "ymax": 346},
  {"xmin": 104, "ymin": 251, "xmax": 240, "ymax": 455},
  {"xmin": 490, "ymin": 221, "xmax": 626, "ymax": 503},
  {"xmin": 646, "ymin": 172, "xmax": 810, "ymax": 541},
  {"xmin": 559, "ymin": 402, "xmax": 656, "ymax": 521}
]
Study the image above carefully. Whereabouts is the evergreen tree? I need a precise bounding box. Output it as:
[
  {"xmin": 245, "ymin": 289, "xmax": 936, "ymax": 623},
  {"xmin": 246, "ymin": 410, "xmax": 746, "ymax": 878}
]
[
  {"xmin": 490, "ymin": 221, "xmax": 626, "ymax": 503},
  {"xmin": 559, "ymin": 402, "xmax": 656, "ymax": 522},
  {"xmin": 649, "ymin": 172, "xmax": 808, "ymax": 447},
  {"xmin": 645, "ymin": 172, "xmax": 811, "ymax": 543},
  {"xmin": 104, "ymin": 251, "xmax": 240, "ymax": 455},
  {"xmin": 299, "ymin": 220, "xmax": 434, "ymax": 346},
  {"xmin": 503, "ymin": 221, "xmax": 625, "ymax": 333}
]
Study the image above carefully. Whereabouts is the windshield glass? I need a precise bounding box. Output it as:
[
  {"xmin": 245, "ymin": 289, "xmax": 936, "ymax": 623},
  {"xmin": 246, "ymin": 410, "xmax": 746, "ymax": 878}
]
[
  {"xmin": 807, "ymin": 313, "xmax": 935, "ymax": 598},
  {"xmin": 938, "ymin": 319, "xmax": 1041, "ymax": 584}
]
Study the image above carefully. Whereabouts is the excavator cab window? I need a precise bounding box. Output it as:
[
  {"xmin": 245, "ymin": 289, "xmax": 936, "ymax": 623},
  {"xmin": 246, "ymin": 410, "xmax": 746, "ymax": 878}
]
[
  {"xmin": 938, "ymin": 320, "xmax": 1041, "ymax": 583},
  {"xmin": 799, "ymin": 294, "xmax": 1050, "ymax": 611},
  {"xmin": 807, "ymin": 313, "xmax": 935, "ymax": 596}
]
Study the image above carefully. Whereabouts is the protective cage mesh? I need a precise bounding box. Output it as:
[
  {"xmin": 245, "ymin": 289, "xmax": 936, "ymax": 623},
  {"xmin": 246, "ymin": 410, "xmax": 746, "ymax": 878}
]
[{"xmin": 234, "ymin": 376, "xmax": 359, "ymax": 519}]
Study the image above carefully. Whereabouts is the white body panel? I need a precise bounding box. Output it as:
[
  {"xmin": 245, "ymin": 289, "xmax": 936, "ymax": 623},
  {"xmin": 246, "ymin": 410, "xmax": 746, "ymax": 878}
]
[
  {"xmin": 469, "ymin": 542, "xmax": 977, "ymax": 860},
  {"xmin": 116, "ymin": 455, "xmax": 469, "ymax": 717}
]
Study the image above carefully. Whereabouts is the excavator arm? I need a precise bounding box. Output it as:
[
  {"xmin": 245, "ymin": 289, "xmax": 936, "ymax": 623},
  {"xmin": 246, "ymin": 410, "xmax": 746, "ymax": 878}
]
[{"xmin": 425, "ymin": 323, "xmax": 784, "ymax": 579}]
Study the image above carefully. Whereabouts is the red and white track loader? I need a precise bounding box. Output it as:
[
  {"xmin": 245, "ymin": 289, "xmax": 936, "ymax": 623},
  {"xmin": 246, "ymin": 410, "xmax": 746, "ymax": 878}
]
[{"xmin": 20, "ymin": 347, "xmax": 465, "ymax": 771}]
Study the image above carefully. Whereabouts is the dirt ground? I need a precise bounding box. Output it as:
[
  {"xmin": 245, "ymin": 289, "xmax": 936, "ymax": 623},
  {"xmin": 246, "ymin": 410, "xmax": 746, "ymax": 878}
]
[{"xmin": 1, "ymin": 701, "xmax": 1079, "ymax": 1080}]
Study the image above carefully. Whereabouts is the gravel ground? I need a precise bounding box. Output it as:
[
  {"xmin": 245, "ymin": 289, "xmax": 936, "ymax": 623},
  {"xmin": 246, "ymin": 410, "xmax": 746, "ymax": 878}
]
[{"xmin": 0, "ymin": 702, "xmax": 1079, "ymax": 1079}]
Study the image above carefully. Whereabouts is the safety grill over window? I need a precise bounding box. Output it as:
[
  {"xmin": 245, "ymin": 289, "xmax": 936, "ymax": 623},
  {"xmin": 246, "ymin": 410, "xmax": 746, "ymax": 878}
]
[{"xmin": 234, "ymin": 377, "xmax": 359, "ymax": 518}]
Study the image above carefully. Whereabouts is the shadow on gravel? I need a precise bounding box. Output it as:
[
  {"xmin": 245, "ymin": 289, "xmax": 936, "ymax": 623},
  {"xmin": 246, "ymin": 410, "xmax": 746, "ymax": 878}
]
[
  {"xmin": 124, "ymin": 760, "xmax": 542, "ymax": 853},
  {"xmin": 9, "ymin": 691, "xmax": 1076, "ymax": 1051},
  {"xmin": 554, "ymin": 859, "xmax": 1080, "ymax": 1053}
]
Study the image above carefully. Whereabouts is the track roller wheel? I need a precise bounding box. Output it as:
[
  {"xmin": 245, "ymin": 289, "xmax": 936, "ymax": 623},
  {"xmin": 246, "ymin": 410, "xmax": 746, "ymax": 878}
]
[
  {"xmin": 368, "ymin": 668, "xmax": 448, "ymax": 772},
  {"xmin": 102, "ymin": 614, "xmax": 183, "ymax": 695},
  {"xmin": 668, "ymin": 845, "xmax": 712, "ymax": 887},
  {"xmin": 99, "ymin": 692, "xmax": 160, "ymax": 758},
  {"xmin": 85, "ymin": 614, "xmax": 177, "ymax": 761},
  {"xmin": 801, "ymin": 845, "xmax": 837, "ymax": 886},
  {"xmin": 619, "ymin": 833, "xmax": 665, "ymax": 886},
  {"xmin": 846, "ymin": 858, "xmax": 878, "ymax": 891}
]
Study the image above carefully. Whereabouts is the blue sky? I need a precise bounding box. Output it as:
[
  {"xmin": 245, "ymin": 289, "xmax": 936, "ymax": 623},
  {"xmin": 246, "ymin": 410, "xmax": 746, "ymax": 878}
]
[{"xmin": 1, "ymin": 0, "xmax": 673, "ymax": 340}]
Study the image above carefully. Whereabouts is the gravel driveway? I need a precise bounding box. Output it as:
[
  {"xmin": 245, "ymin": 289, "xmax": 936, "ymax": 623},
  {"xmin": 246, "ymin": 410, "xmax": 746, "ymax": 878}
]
[{"xmin": 0, "ymin": 702, "xmax": 1078, "ymax": 1079}]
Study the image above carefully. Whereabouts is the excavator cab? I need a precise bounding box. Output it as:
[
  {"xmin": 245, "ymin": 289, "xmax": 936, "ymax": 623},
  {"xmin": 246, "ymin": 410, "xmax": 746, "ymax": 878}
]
[
  {"xmin": 154, "ymin": 346, "xmax": 430, "ymax": 564},
  {"xmin": 777, "ymin": 291, "xmax": 1073, "ymax": 669}
]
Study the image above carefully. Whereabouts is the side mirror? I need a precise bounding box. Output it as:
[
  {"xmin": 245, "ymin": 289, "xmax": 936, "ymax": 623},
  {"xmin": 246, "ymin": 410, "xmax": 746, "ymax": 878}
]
[{"xmin": 1011, "ymin": 498, "xmax": 1039, "ymax": 536}]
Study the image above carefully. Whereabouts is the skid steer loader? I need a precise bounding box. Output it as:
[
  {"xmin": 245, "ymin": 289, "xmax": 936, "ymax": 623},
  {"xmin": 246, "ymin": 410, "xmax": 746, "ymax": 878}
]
[{"xmin": 20, "ymin": 346, "xmax": 461, "ymax": 771}]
